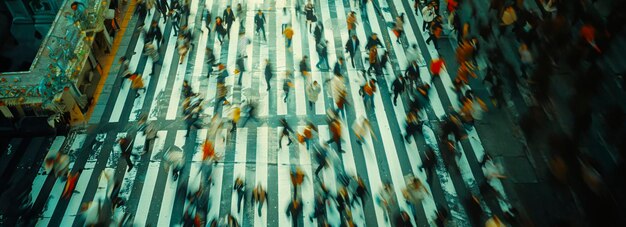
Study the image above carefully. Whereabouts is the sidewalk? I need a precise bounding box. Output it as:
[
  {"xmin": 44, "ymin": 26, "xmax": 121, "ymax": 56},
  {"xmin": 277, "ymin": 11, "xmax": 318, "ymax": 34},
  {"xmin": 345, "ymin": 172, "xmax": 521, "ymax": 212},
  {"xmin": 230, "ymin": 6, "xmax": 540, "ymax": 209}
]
[{"xmin": 433, "ymin": 0, "xmax": 593, "ymax": 225}]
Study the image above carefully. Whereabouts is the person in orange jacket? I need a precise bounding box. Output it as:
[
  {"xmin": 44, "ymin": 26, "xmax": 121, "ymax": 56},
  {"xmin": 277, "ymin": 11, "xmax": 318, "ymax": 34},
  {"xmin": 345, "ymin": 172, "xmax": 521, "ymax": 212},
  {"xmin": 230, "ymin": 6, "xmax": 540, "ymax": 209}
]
[{"xmin": 363, "ymin": 79, "xmax": 377, "ymax": 108}]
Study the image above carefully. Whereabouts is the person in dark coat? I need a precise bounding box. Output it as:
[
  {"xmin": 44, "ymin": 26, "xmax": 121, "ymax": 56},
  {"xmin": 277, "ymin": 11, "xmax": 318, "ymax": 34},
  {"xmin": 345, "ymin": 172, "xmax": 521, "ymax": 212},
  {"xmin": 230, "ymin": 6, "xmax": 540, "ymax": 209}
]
[
  {"xmin": 223, "ymin": 5, "xmax": 236, "ymax": 38},
  {"xmin": 264, "ymin": 59, "xmax": 273, "ymax": 90},
  {"xmin": 404, "ymin": 60, "xmax": 420, "ymax": 87},
  {"xmin": 421, "ymin": 147, "xmax": 436, "ymax": 183},
  {"xmin": 313, "ymin": 22, "xmax": 324, "ymax": 44},
  {"xmin": 135, "ymin": 0, "xmax": 148, "ymax": 27},
  {"xmin": 233, "ymin": 177, "xmax": 246, "ymax": 212},
  {"xmin": 146, "ymin": 20, "xmax": 163, "ymax": 48},
  {"xmin": 395, "ymin": 211, "xmax": 412, "ymax": 226},
  {"xmin": 182, "ymin": 80, "xmax": 193, "ymax": 98},
  {"xmin": 156, "ymin": 0, "xmax": 169, "ymax": 20},
  {"xmin": 299, "ymin": 56, "xmax": 310, "ymax": 77},
  {"xmin": 309, "ymin": 194, "xmax": 327, "ymax": 222},
  {"xmin": 254, "ymin": 10, "xmax": 267, "ymax": 41},
  {"xmin": 279, "ymin": 118, "xmax": 294, "ymax": 149},
  {"xmin": 205, "ymin": 47, "xmax": 216, "ymax": 77},
  {"xmin": 286, "ymin": 197, "xmax": 303, "ymax": 227},
  {"xmin": 333, "ymin": 57, "xmax": 344, "ymax": 76},
  {"xmin": 365, "ymin": 33, "xmax": 384, "ymax": 50},
  {"xmin": 345, "ymin": 35, "xmax": 360, "ymax": 67},
  {"xmin": 391, "ymin": 75, "xmax": 405, "ymax": 106},
  {"xmin": 119, "ymin": 136, "xmax": 134, "ymax": 171},
  {"xmin": 203, "ymin": 8, "xmax": 212, "ymax": 34},
  {"xmin": 171, "ymin": 8, "xmax": 181, "ymax": 36}
]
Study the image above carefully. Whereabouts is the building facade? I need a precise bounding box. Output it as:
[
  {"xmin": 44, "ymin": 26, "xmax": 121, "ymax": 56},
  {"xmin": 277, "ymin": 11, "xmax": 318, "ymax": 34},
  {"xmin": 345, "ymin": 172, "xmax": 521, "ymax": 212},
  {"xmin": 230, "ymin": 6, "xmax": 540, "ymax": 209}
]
[{"xmin": 0, "ymin": 0, "xmax": 116, "ymax": 136}]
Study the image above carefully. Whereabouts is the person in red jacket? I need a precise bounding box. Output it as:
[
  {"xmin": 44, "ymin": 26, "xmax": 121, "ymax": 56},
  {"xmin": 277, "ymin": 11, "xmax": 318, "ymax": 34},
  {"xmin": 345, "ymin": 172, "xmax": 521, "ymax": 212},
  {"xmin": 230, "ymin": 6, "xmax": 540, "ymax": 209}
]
[
  {"xmin": 430, "ymin": 58, "xmax": 445, "ymax": 83},
  {"xmin": 62, "ymin": 169, "xmax": 82, "ymax": 199}
]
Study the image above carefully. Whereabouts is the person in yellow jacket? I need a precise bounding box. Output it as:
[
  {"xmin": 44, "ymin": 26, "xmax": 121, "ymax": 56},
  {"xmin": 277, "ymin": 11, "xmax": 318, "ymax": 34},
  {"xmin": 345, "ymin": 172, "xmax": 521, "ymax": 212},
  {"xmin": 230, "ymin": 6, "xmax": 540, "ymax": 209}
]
[
  {"xmin": 229, "ymin": 103, "xmax": 240, "ymax": 133},
  {"xmin": 283, "ymin": 26, "xmax": 294, "ymax": 48},
  {"xmin": 130, "ymin": 74, "xmax": 145, "ymax": 98}
]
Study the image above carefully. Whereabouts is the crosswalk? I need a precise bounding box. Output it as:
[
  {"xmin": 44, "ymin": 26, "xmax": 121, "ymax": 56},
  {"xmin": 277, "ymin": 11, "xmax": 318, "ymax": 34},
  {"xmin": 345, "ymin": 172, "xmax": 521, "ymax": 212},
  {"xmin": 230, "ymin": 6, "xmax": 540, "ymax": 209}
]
[{"xmin": 19, "ymin": 0, "xmax": 519, "ymax": 226}]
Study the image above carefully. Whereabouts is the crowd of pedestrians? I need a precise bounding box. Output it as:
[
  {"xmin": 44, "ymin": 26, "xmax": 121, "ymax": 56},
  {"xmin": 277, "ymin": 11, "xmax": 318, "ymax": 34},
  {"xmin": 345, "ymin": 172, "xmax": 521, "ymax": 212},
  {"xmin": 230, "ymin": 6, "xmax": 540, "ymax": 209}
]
[{"xmin": 18, "ymin": 0, "xmax": 626, "ymax": 226}]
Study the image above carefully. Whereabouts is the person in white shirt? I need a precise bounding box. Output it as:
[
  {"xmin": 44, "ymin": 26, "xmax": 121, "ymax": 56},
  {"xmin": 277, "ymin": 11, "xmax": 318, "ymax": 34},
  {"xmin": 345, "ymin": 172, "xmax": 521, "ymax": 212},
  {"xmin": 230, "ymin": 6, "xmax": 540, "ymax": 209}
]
[
  {"xmin": 422, "ymin": 3, "xmax": 436, "ymax": 32},
  {"xmin": 281, "ymin": 7, "xmax": 291, "ymax": 33}
]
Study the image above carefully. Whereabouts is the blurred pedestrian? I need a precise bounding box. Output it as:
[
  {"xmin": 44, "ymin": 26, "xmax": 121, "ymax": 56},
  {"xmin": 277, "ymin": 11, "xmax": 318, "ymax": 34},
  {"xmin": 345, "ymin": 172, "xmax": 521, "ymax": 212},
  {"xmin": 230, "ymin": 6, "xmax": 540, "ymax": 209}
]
[
  {"xmin": 345, "ymin": 35, "xmax": 360, "ymax": 67},
  {"xmin": 182, "ymin": 80, "xmax": 194, "ymax": 98},
  {"xmin": 363, "ymin": 79, "xmax": 377, "ymax": 108},
  {"xmin": 405, "ymin": 60, "xmax": 420, "ymax": 88},
  {"xmin": 62, "ymin": 170, "xmax": 82, "ymax": 199},
  {"xmin": 393, "ymin": 13, "xmax": 405, "ymax": 44},
  {"xmin": 206, "ymin": 47, "xmax": 216, "ymax": 77},
  {"xmin": 283, "ymin": 25, "xmax": 294, "ymax": 49},
  {"xmin": 403, "ymin": 111, "xmax": 421, "ymax": 144},
  {"xmin": 299, "ymin": 122, "xmax": 317, "ymax": 150},
  {"xmin": 144, "ymin": 121, "xmax": 157, "ymax": 153},
  {"xmin": 252, "ymin": 184, "xmax": 268, "ymax": 216},
  {"xmin": 316, "ymin": 40, "xmax": 330, "ymax": 70},
  {"xmin": 285, "ymin": 197, "xmax": 303, "ymax": 227},
  {"xmin": 422, "ymin": 3, "xmax": 436, "ymax": 31},
  {"xmin": 395, "ymin": 210, "xmax": 412, "ymax": 226},
  {"xmin": 146, "ymin": 20, "xmax": 162, "ymax": 48},
  {"xmin": 333, "ymin": 57, "xmax": 345, "ymax": 77},
  {"xmin": 223, "ymin": 5, "xmax": 235, "ymax": 38},
  {"xmin": 203, "ymin": 7, "xmax": 211, "ymax": 34},
  {"xmin": 281, "ymin": 7, "xmax": 291, "ymax": 33},
  {"xmin": 430, "ymin": 58, "xmax": 444, "ymax": 82},
  {"xmin": 135, "ymin": 0, "xmax": 148, "ymax": 27},
  {"xmin": 233, "ymin": 177, "xmax": 246, "ymax": 212},
  {"xmin": 327, "ymin": 117, "xmax": 344, "ymax": 153},
  {"xmin": 299, "ymin": 56, "xmax": 310, "ymax": 79},
  {"xmin": 164, "ymin": 146, "xmax": 185, "ymax": 181},
  {"xmin": 426, "ymin": 16, "xmax": 443, "ymax": 50},
  {"xmin": 254, "ymin": 9, "xmax": 267, "ymax": 41},
  {"xmin": 306, "ymin": 80, "xmax": 321, "ymax": 111},
  {"xmin": 347, "ymin": 11, "xmax": 357, "ymax": 35},
  {"xmin": 353, "ymin": 175, "xmax": 368, "ymax": 206},
  {"xmin": 290, "ymin": 166, "xmax": 306, "ymax": 197},
  {"xmin": 391, "ymin": 74, "xmax": 405, "ymax": 106},
  {"xmin": 313, "ymin": 21, "xmax": 324, "ymax": 44},
  {"xmin": 240, "ymin": 99, "xmax": 259, "ymax": 127},
  {"xmin": 177, "ymin": 35, "xmax": 190, "ymax": 64},
  {"xmin": 305, "ymin": 1, "xmax": 316, "ymax": 32},
  {"xmin": 518, "ymin": 43, "xmax": 533, "ymax": 78},
  {"xmin": 279, "ymin": 118, "xmax": 294, "ymax": 149},
  {"xmin": 313, "ymin": 144, "xmax": 328, "ymax": 178},
  {"xmin": 130, "ymin": 74, "xmax": 145, "ymax": 98},
  {"xmin": 282, "ymin": 71, "xmax": 294, "ymax": 103},
  {"xmin": 352, "ymin": 117, "xmax": 375, "ymax": 146},
  {"xmin": 378, "ymin": 183, "xmax": 395, "ymax": 223},
  {"xmin": 235, "ymin": 3, "xmax": 244, "ymax": 29},
  {"xmin": 421, "ymin": 147, "xmax": 436, "ymax": 183},
  {"xmin": 365, "ymin": 33, "xmax": 384, "ymax": 50},
  {"xmin": 144, "ymin": 41, "xmax": 160, "ymax": 75},
  {"xmin": 214, "ymin": 16, "xmax": 226, "ymax": 44}
]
